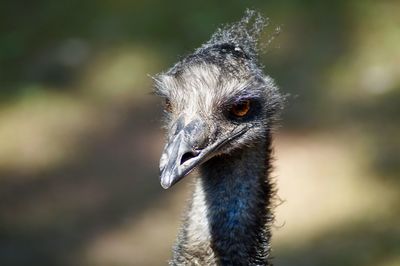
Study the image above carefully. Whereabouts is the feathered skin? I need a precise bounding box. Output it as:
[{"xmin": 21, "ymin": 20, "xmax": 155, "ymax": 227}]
[
  {"xmin": 171, "ymin": 136, "xmax": 274, "ymax": 265},
  {"xmin": 154, "ymin": 10, "xmax": 284, "ymax": 266}
]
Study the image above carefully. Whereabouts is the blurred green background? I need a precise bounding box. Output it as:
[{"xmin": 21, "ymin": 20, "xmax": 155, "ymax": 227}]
[{"xmin": 1, "ymin": 1, "xmax": 399, "ymax": 265}]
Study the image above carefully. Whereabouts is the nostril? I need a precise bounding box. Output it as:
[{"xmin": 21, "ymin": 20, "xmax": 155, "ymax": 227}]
[{"xmin": 180, "ymin": 151, "xmax": 199, "ymax": 165}]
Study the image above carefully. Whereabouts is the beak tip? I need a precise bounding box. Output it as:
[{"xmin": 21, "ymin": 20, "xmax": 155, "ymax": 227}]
[
  {"xmin": 160, "ymin": 173, "xmax": 172, "ymax": 189},
  {"xmin": 160, "ymin": 181, "xmax": 171, "ymax": 189}
]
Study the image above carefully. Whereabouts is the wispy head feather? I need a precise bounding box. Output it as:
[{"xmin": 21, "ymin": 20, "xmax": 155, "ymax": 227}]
[
  {"xmin": 203, "ymin": 9, "xmax": 267, "ymax": 61},
  {"xmin": 163, "ymin": 9, "xmax": 272, "ymax": 77}
]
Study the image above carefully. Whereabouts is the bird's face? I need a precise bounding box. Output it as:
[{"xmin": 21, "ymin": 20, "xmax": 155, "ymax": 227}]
[{"xmin": 155, "ymin": 63, "xmax": 280, "ymax": 189}]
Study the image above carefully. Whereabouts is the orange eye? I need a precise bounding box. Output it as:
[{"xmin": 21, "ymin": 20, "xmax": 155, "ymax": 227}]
[
  {"xmin": 165, "ymin": 98, "xmax": 172, "ymax": 113},
  {"xmin": 230, "ymin": 100, "xmax": 251, "ymax": 117}
]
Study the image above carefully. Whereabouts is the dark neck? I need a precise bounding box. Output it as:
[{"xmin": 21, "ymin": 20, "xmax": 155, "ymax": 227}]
[{"xmin": 172, "ymin": 136, "xmax": 274, "ymax": 265}]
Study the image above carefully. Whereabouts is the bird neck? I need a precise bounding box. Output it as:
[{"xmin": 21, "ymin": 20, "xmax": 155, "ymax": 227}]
[{"xmin": 173, "ymin": 135, "xmax": 274, "ymax": 265}]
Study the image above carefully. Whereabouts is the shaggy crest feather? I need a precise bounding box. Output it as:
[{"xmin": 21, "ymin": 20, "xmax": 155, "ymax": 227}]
[{"xmin": 204, "ymin": 9, "xmax": 267, "ymax": 60}]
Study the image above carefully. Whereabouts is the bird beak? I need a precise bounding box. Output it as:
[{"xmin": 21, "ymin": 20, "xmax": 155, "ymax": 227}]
[{"xmin": 159, "ymin": 117, "xmax": 248, "ymax": 189}]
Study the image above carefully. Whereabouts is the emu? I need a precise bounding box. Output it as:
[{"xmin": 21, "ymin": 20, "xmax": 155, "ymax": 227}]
[{"xmin": 154, "ymin": 10, "xmax": 283, "ymax": 265}]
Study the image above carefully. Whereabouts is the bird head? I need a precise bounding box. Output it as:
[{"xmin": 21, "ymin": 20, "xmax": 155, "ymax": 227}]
[{"xmin": 153, "ymin": 10, "xmax": 283, "ymax": 189}]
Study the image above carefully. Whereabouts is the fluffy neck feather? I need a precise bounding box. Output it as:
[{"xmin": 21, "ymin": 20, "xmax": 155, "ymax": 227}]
[{"xmin": 171, "ymin": 135, "xmax": 274, "ymax": 266}]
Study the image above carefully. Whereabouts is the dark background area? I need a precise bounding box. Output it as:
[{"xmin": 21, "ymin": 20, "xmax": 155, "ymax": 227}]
[{"xmin": 0, "ymin": 1, "xmax": 399, "ymax": 265}]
